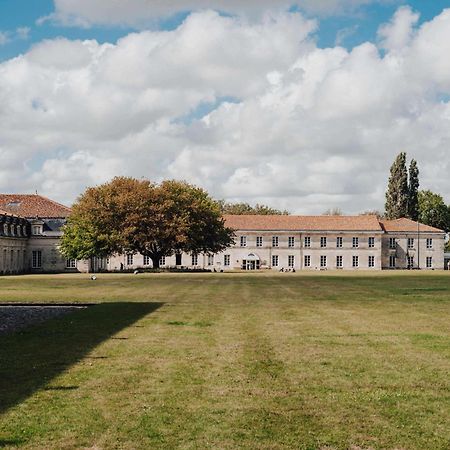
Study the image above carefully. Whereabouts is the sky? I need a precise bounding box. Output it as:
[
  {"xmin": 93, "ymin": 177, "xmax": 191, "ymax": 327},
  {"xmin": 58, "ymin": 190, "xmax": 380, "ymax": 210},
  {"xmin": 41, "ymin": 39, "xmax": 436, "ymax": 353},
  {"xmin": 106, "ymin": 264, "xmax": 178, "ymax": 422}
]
[{"xmin": 0, "ymin": 0, "xmax": 449, "ymax": 214}]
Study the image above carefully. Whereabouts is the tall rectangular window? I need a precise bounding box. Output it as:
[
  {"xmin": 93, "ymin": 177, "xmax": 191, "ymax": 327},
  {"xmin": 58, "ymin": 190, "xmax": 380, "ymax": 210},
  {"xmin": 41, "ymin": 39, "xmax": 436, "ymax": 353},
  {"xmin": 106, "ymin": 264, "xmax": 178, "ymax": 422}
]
[
  {"xmin": 207, "ymin": 255, "xmax": 214, "ymax": 266},
  {"xmin": 368, "ymin": 255, "xmax": 375, "ymax": 268},
  {"xmin": 389, "ymin": 255, "xmax": 396, "ymax": 268},
  {"xmin": 32, "ymin": 250, "xmax": 42, "ymax": 269},
  {"xmin": 224, "ymin": 255, "xmax": 230, "ymax": 266},
  {"xmin": 407, "ymin": 238, "xmax": 414, "ymax": 249},
  {"xmin": 426, "ymin": 238, "xmax": 433, "ymax": 249},
  {"xmin": 352, "ymin": 255, "xmax": 359, "ymax": 267},
  {"xmin": 336, "ymin": 255, "xmax": 343, "ymax": 268},
  {"xmin": 127, "ymin": 254, "xmax": 134, "ymax": 266},
  {"xmin": 320, "ymin": 237, "xmax": 327, "ymax": 248},
  {"xmin": 288, "ymin": 236, "xmax": 295, "ymax": 248},
  {"xmin": 320, "ymin": 255, "xmax": 327, "ymax": 267},
  {"xmin": 304, "ymin": 255, "xmax": 311, "ymax": 267},
  {"xmin": 407, "ymin": 256, "xmax": 414, "ymax": 269},
  {"xmin": 288, "ymin": 255, "xmax": 295, "ymax": 267},
  {"xmin": 160, "ymin": 256, "xmax": 166, "ymax": 266},
  {"xmin": 192, "ymin": 254, "xmax": 198, "ymax": 266},
  {"xmin": 336, "ymin": 237, "xmax": 343, "ymax": 248},
  {"xmin": 272, "ymin": 236, "xmax": 279, "ymax": 247},
  {"xmin": 304, "ymin": 236, "xmax": 311, "ymax": 248},
  {"xmin": 240, "ymin": 236, "xmax": 247, "ymax": 247},
  {"xmin": 143, "ymin": 255, "xmax": 150, "ymax": 266},
  {"xmin": 272, "ymin": 255, "xmax": 279, "ymax": 267},
  {"xmin": 389, "ymin": 238, "xmax": 396, "ymax": 249},
  {"xmin": 368, "ymin": 237, "xmax": 375, "ymax": 248},
  {"xmin": 256, "ymin": 236, "xmax": 263, "ymax": 247},
  {"xmin": 426, "ymin": 256, "xmax": 432, "ymax": 268},
  {"xmin": 352, "ymin": 237, "xmax": 359, "ymax": 248}
]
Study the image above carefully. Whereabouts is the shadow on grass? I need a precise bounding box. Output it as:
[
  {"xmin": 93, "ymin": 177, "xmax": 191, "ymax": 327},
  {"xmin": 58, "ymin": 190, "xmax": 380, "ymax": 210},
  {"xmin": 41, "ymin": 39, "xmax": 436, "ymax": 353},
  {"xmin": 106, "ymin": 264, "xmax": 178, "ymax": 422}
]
[{"xmin": 0, "ymin": 302, "xmax": 163, "ymax": 415}]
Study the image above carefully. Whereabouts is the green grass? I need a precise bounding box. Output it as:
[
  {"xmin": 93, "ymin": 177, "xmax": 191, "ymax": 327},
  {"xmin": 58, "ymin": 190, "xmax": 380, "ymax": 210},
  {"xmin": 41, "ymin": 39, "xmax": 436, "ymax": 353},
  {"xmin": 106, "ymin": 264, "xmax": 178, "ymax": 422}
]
[{"xmin": 0, "ymin": 271, "xmax": 449, "ymax": 449}]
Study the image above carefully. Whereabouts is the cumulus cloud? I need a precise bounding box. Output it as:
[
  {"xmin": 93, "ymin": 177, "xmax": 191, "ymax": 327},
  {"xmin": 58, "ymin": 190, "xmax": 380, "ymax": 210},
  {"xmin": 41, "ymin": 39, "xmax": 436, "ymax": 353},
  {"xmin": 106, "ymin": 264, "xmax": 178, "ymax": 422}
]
[
  {"xmin": 42, "ymin": 0, "xmax": 387, "ymax": 27},
  {"xmin": 1, "ymin": 8, "xmax": 450, "ymax": 213}
]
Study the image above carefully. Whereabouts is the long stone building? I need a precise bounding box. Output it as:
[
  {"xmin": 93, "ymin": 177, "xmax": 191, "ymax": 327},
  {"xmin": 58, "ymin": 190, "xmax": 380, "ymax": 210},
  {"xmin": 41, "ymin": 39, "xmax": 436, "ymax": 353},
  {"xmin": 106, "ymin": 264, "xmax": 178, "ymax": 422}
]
[{"xmin": 0, "ymin": 194, "xmax": 446, "ymax": 274}]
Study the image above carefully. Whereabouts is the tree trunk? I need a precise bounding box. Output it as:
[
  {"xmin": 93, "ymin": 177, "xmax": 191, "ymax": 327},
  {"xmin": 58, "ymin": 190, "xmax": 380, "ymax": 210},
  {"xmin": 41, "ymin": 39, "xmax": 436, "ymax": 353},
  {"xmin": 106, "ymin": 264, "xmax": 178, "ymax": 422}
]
[{"xmin": 150, "ymin": 254, "xmax": 160, "ymax": 269}]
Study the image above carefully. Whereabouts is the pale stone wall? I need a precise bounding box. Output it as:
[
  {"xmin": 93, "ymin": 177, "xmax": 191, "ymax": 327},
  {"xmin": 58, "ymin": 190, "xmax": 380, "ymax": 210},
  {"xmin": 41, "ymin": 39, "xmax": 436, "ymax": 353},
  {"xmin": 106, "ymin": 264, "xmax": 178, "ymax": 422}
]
[
  {"xmin": 0, "ymin": 237, "xmax": 28, "ymax": 274},
  {"xmin": 27, "ymin": 236, "xmax": 68, "ymax": 273}
]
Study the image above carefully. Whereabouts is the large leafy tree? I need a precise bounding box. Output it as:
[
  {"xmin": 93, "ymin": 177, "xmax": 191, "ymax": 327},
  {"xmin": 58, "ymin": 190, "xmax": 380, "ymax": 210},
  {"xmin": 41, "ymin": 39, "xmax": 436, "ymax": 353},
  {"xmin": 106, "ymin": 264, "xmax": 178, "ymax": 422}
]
[
  {"xmin": 418, "ymin": 190, "xmax": 450, "ymax": 231},
  {"xmin": 60, "ymin": 177, "xmax": 235, "ymax": 269},
  {"xmin": 219, "ymin": 201, "xmax": 289, "ymax": 215},
  {"xmin": 385, "ymin": 152, "xmax": 409, "ymax": 219},
  {"xmin": 407, "ymin": 159, "xmax": 420, "ymax": 220}
]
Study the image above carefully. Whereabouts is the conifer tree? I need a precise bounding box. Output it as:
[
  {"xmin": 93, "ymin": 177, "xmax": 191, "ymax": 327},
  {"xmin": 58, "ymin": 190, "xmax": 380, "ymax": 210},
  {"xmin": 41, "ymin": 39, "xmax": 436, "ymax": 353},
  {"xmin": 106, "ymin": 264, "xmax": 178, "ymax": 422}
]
[
  {"xmin": 385, "ymin": 152, "xmax": 409, "ymax": 219},
  {"xmin": 407, "ymin": 159, "xmax": 419, "ymax": 220}
]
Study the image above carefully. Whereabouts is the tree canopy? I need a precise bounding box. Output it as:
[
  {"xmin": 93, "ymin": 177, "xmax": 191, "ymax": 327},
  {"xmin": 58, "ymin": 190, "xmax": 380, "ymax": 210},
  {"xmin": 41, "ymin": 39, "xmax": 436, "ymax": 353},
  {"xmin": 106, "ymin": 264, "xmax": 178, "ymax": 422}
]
[
  {"xmin": 385, "ymin": 152, "xmax": 409, "ymax": 219},
  {"xmin": 60, "ymin": 177, "xmax": 235, "ymax": 268},
  {"xmin": 219, "ymin": 201, "xmax": 289, "ymax": 215},
  {"xmin": 418, "ymin": 190, "xmax": 450, "ymax": 232}
]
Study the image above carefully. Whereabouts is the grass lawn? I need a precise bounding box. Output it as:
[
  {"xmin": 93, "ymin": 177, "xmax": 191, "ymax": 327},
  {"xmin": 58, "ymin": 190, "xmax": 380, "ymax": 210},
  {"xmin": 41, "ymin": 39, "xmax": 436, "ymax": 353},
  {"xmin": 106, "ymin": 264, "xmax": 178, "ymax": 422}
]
[{"xmin": 0, "ymin": 271, "xmax": 449, "ymax": 449}]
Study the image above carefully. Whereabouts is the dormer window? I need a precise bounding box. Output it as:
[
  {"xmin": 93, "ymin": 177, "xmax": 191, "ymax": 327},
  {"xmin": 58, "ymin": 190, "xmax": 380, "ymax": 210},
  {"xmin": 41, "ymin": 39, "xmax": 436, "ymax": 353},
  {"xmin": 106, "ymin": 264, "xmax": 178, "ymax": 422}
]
[
  {"xmin": 3, "ymin": 224, "xmax": 8, "ymax": 236},
  {"xmin": 32, "ymin": 225, "xmax": 43, "ymax": 235}
]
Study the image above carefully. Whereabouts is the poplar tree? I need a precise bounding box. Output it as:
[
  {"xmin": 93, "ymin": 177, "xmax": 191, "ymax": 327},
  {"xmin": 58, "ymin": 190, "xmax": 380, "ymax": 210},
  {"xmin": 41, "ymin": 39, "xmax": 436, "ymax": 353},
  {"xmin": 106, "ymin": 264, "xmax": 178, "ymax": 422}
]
[
  {"xmin": 407, "ymin": 159, "xmax": 420, "ymax": 220},
  {"xmin": 385, "ymin": 152, "xmax": 409, "ymax": 219}
]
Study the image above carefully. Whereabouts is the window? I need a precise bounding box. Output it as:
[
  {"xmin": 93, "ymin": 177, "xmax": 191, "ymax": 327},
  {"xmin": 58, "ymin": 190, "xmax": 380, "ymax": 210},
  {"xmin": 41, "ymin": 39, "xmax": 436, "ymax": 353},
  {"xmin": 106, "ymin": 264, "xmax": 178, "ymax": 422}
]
[
  {"xmin": 389, "ymin": 255, "xmax": 396, "ymax": 268},
  {"xmin": 32, "ymin": 250, "xmax": 42, "ymax": 269},
  {"xmin": 407, "ymin": 238, "xmax": 414, "ymax": 249},
  {"xmin": 320, "ymin": 255, "xmax": 327, "ymax": 267},
  {"xmin": 207, "ymin": 254, "xmax": 214, "ymax": 266},
  {"xmin": 407, "ymin": 256, "xmax": 414, "ymax": 269},
  {"xmin": 288, "ymin": 255, "xmax": 295, "ymax": 267},
  {"xmin": 320, "ymin": 237, "xmax": 327, "ymax": 248},
  {"xmin": 256, "ymin": 236, "xmax": 263, "ymax": 247},
  {"xmin": 368, "ymin": 237, "xmax": 375, "ymax": 248},
  {"xmin": 368, "ymin": 255, "xmax": 375, "ymax": 268},
  {"xmin": 126, "ymin": 254, "xmax": 134, "ymax": 266},
  {"xmin": 224, "ymin": 255, "xmax": 230, "ymax": 266},
  {"xmin": 304, "ymin": 255, "xmax": 311, "ymax": 267},
  {"xmin": 240, "ymin": 236, "xmax": 247, "ymax": 247},
  {"xmin": 66, "ymin": 258, "xmax": 76, "ymax": 269},
  {"xmin": 352, "ymin": 255, "xmax": 359, "ymax": 267},
  {"xmin": 336, "ymin": 237, "xmax": 343, "ymax": 248},
  {"xmin": 272, "ymin": 236, "xmax": 279, "ymax": 247},
  {"xmin": 192, "ymin": 254, "xmax": 198, "ymax": 266},
  {"xmin": 288, "ymin": 236, "xmax": 295, "ymax": 248},
  {"xmin": 272, "ymin": 255, "xmax": 279, "ymax": 267},
  {"xmin": 143, "ymin": 255, "xmax": 150, "ymax": 266},
  {"xmin": 304, "ymin": 236, "xmax": 311, "ymax": 248},
  {"xmin": 32, "ymin": 225, "xmax": 42, "ymax": 235},
  {"xmin": 426, "ymin": 256, "xmax": 432, "ymax": 268},
  {"xmin": 426, "ymin": 238, "xmax": 433, "ymax": 249},
  {"xmin": 336, "ymin": 255, "xmax": 343, "ymax": 268},
  {"xmin": 160, "ymin": 256, "xmax": 166, "ymax": 266},
  {"xmin": 389, "ymin": 238, "xmax": 396, "ymax": 249},
  {"xmin": 352, "ymin": 237, "xmax": 359, "ymax": 248}
]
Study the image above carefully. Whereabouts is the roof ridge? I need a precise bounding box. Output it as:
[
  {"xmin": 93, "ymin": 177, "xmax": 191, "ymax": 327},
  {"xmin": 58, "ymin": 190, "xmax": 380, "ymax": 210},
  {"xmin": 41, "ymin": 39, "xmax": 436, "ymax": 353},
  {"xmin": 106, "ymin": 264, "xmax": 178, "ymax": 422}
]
[{"xmin": 33, "ymin": 194, "xmax": 72, "ymax": 212}]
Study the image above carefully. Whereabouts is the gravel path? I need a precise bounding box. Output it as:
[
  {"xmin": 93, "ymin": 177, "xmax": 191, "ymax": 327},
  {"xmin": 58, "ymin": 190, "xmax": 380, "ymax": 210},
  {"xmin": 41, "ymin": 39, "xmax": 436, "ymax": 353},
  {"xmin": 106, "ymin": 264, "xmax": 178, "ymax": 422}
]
[{"xmin": 0, "ymin": 305, "xmax": 87, "ymax": 335}]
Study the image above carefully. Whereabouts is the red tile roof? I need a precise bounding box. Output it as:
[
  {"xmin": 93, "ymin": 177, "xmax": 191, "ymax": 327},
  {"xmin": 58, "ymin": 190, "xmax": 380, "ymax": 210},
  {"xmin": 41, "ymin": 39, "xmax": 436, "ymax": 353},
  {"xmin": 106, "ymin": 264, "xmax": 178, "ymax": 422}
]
[
  {"xmin": 224, "ymin": 214, "xmax": 383, "ymax": 231},
  {"xmin": 380, "ymin": 218, "xmax": 444, "ymax": 233},
  {"xmin": 0, "ymin": 194, "xmax": 71, "ymax": 218}
]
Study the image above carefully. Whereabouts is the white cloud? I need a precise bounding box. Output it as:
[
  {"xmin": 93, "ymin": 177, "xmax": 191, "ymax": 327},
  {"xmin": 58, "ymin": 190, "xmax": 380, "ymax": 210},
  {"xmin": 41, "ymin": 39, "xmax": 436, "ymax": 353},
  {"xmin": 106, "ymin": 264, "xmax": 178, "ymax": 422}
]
[
  {"xmin": 0, "ymin": 31, "xmax": 9, "ymax": 45},
  {"xmin": 1, "ymin": 8, "xmax": 450, "ymax": 213},
  {"xmin": 43, "ymin": 0, "xmax": 389, "ymax": 27}
]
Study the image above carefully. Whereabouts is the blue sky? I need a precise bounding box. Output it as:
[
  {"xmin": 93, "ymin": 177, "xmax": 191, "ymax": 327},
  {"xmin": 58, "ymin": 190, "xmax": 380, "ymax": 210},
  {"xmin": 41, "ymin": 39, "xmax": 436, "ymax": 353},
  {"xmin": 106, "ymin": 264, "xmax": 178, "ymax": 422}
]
[
  {"xmin": 0, "ymin": 1, "xmax": 449, "ymax": 211},
  {"xmin": 1, "ymin": 1, "xmax": 449, "ymax": 61}
]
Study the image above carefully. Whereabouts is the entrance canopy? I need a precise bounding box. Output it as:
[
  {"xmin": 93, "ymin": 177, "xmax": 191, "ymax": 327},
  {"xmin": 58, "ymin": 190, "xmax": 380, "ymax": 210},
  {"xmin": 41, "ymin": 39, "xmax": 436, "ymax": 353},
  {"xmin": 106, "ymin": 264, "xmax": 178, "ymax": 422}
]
[{"xmin": 246, "ymin": 253, "xmax": 260, "ymax": 261}]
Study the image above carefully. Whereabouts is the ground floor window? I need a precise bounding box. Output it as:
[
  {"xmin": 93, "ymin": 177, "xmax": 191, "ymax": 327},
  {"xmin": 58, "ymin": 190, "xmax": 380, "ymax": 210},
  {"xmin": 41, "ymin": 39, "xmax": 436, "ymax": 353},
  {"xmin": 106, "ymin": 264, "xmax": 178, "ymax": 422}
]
[
  {"xmin": 288, "ymin": 255, "xmax": 295, "ymax": 267},
  {"xmin": 272, "ymin": 255, "xmax": 279, "ymax": 267},
  {"xmin": 336, "ymin": 255, "xmax": 343, "ymax": 268},
  {"xmin": 320, "ymin": 255, "xmax": 327, "ymax": 268},
  {"xmin": 192, "ymin": 254, "xmax": 198, "ymax": 266},
  {"xmin": 32, "ymin": 250, "xmax": 42, "ymax": 269},
  {"xmin": 304, "ymin": 255, "xmax": 311, "ymax": 267},
  {"xmin": 368, "ymin": 255, "xmax": 375, "ymax": 268},
  {"xmin": 352, "ymin": 255, "xmax": 359, "ymax": 267},
  {"xmin": 207, "ymin": 254, "xmax": 214, "ymax": 266},
  {"xmin": 426, "ymin": 256, "xmax": 432, "ymax": 268},
  {"xmin": 407, "ymin": 256, "xmax": 414, "ymax": 269},
  {"xmin": 389, "ymin": 255, "xmax": 396, "ymax": 268},
  {"xmin": 159, "ymin": 256, "xmax": 166, "ymax": 266},
  {"xmin": 224, "ymin": 255, "xmax": 230, "ymax": 266},
  {"xmin": 127, "ymin": 254, "xmax": 134, "ymax": 266},
  {"xmin": 143, "ymin": 255, "xmax": 150, "ymax": 265},
  {"xmin": 66, "ymin": 258, "xmax": 77, "ymax": 269}
]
